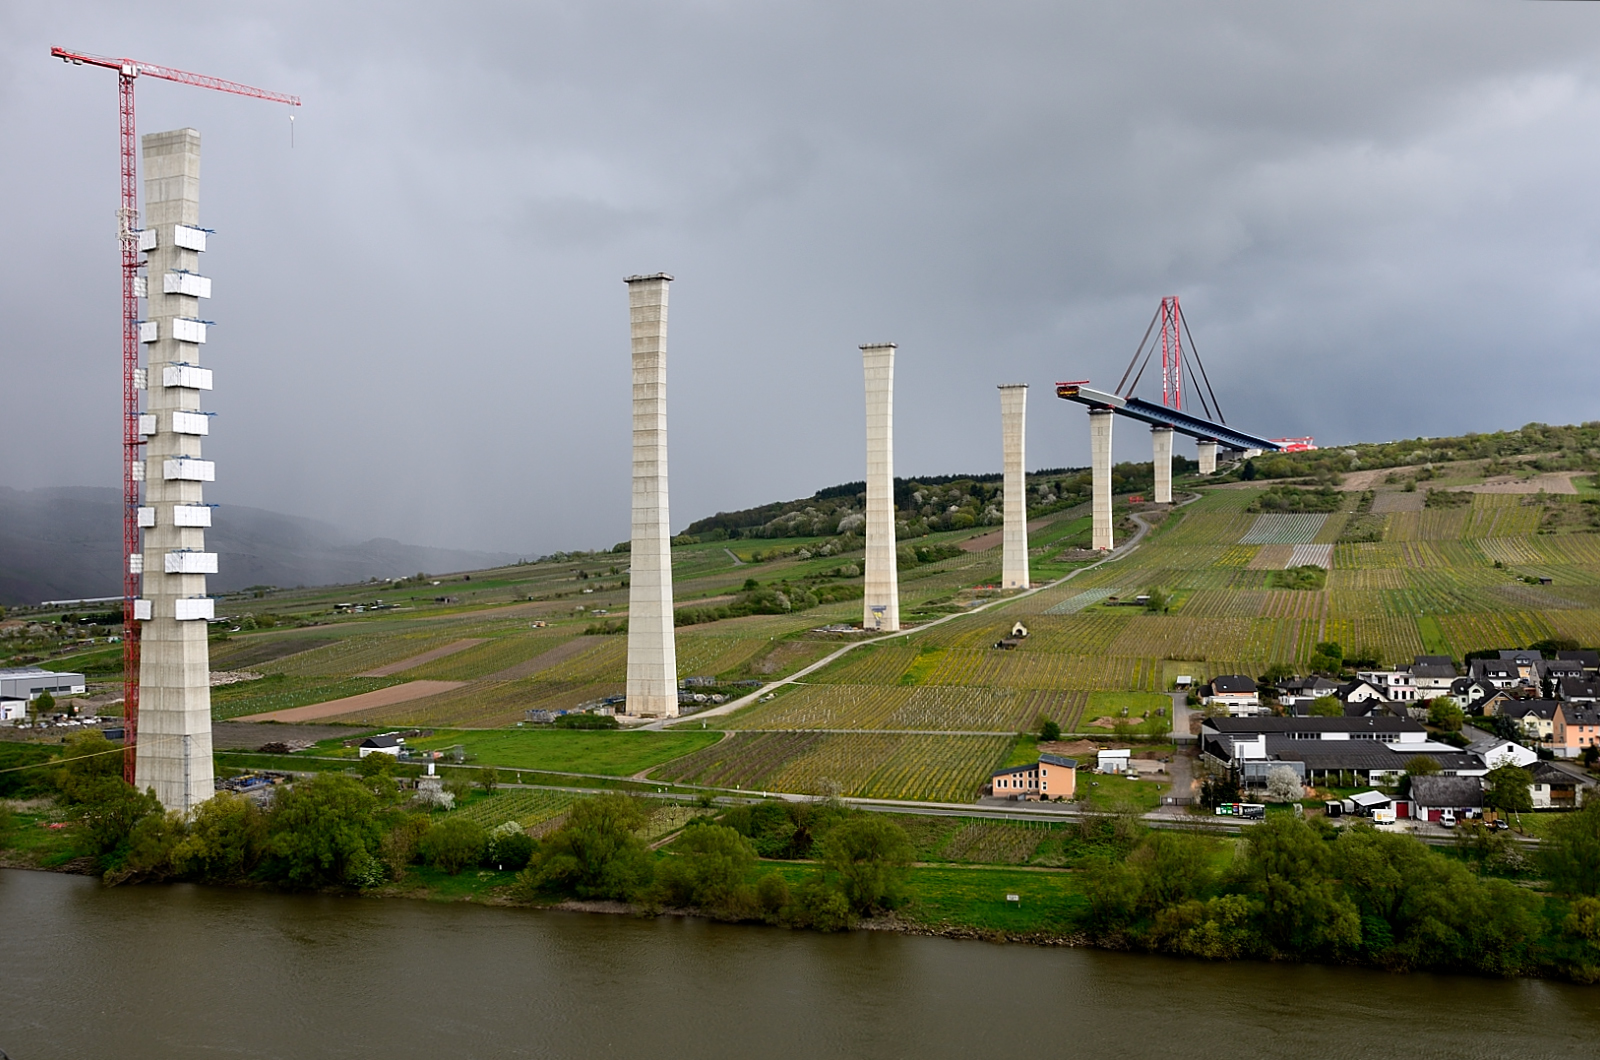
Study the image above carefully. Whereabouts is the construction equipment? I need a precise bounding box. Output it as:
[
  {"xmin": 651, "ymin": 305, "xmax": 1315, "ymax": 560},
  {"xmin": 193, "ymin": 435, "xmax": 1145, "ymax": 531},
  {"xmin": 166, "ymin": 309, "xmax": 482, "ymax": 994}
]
[{"xmin": 51, "ymin": 45, "xmax": 299, "ymax": 782}]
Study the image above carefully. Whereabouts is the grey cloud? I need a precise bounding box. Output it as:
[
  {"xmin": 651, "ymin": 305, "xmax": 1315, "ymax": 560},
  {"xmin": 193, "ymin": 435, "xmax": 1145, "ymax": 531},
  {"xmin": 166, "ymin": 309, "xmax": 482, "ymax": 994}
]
[{"xmin": 4, "ymin": 0, "xmax": 1600, "ymax": 557}]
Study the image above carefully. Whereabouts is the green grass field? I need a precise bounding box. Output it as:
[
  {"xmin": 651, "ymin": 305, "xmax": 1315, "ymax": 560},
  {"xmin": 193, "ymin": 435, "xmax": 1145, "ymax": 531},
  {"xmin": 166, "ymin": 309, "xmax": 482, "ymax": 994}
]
[{"xmin": 406, "ymin": 729, "xmax": 724, "ymax": 776}]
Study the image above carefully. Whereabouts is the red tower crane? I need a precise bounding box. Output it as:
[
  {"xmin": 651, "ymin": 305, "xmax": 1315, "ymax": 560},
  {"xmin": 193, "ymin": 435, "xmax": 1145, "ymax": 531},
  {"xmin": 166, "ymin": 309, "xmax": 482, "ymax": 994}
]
[{"xmin": 51, "ymin": 46, "xmax": 300, "ymax": 782}]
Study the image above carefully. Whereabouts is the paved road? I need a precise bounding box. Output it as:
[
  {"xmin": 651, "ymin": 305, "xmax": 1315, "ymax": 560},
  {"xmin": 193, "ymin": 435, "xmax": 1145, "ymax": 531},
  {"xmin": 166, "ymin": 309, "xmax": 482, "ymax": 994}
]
[{"xmin": 640, "ymin": 495, "xmax": 1198, "ymax": 732}]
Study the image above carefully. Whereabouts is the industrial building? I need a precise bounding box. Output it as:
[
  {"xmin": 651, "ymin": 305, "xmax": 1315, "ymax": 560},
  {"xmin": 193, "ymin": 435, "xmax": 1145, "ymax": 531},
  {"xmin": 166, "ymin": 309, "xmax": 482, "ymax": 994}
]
[{"xmin": 0, "ymin": 667, "xmax": 88, "ymax": 700}]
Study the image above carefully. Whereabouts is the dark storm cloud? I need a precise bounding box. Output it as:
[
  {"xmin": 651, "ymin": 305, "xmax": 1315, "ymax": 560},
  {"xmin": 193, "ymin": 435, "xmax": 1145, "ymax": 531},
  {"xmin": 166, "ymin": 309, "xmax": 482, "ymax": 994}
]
[{"xmin": 4, "ymin": 1, "xmax": 1600, "ymax": 552}]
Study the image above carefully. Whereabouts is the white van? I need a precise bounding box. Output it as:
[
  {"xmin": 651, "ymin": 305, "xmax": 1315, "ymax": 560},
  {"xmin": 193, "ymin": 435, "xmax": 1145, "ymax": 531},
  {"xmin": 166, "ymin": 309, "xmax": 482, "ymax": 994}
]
[{"xmin": 1439, "ymin": 809, "xmax": 1457, "ymax": 828}]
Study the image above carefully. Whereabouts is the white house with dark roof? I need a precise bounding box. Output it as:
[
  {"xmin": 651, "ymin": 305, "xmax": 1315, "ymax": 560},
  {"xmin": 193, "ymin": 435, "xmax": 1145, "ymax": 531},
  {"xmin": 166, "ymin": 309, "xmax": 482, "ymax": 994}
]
[
  {"xmin": 1204, "ymin": 674, "xmax": 1260, "ymax": 715},
  {"xmin": 1411, "ymin": 656, "xmax": 1459, "ymax": 698}
]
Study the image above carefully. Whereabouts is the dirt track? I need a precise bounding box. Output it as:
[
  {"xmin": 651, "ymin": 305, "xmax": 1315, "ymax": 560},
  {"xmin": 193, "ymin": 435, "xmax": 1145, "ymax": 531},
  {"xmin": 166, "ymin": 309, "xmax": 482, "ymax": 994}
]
[
  {"xmin": 361, "ymin": 638, "xmax": 487, "ymax": 677},
  {"xmin": 236, "ymin": 680, "xmax": 465, "ymax": 723}
]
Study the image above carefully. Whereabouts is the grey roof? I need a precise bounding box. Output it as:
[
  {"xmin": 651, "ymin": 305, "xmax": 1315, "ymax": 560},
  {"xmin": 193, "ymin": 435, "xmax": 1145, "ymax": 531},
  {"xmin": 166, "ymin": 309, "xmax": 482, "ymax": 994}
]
[
  {"xmin": 1210, "ymin": 674, "xmax": 1258, "ymax": 693},
  {"xmin": 360, "ymin": 734, "xmax": 401, "ymax": 748},
  {"xmin": 1204, "ymin": 716, "xmax": 1423, "ymax": 735},
  {"xmin": 1414, "ymin": 655, "xmax": 1455, "ymax": 669},
  {"xmin": 991, "ymin": 763, "xmax": 1037, "ymax": 777},
  {"xmin": 1038, "ymin": 753, "xmax": 1079, "ymax": 769},
  {"xmin": 1409, "ymin": 774, "xmax": 1483, "ymax": 808},
  {"xmin": 1560, "ymin": 704, "xmax": 1600, "ymax": 726},
  {"xmin": 1267, "ymin": 741, "xmax": 1481, "ymax": 772},
  {"xmin": 1411, "ymin": 661, "xmax": 1458, "ymax": 679},
  {"xmin": 1348, "ymin": 790, "xmax": 1392, "ymax": 808},
  {"xmin": 1559, "ymin": 677, "xmax": 1600, "ymax": 699},
  {"xmin": 1498, "ymin": 650, "xmax": 1545, "ymax": 663},
  {"xmin": 1558, "ymin": 650, "xmax": 1600, "ymax": 668},
  {"xmin": 1531, "ymin": 760, "xmax": 1595, "ymax": 785},
  {"xmin": 1501, "ymin": 699, "xmax": 1559, "ymax": 720}
]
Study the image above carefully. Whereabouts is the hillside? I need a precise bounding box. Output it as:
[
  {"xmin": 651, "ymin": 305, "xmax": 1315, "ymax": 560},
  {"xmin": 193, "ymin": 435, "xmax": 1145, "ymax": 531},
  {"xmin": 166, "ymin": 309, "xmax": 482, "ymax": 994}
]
[
  {"xmin": 17, "ymin": 419, "xmax": 1600, "ymax": 810},
  {"xmin": 0, "ymin": 486, "xmax": 522, "ymax": 606}
]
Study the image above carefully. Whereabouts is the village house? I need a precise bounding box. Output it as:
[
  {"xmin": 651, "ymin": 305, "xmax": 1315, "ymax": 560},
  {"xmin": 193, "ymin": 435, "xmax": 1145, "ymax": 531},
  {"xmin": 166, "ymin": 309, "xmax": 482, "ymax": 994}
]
[
  {"xmin": 1356, "ymin": 669, "xmax": 1419, "ymax": 702},
  {"xmin": 989, "ymin": 753, "xmax": 1077, "ymax": 801},
  {"xmin": 1498, "ymin": 700, "xmax": 1559, "ymax": 744},
  {"xmin": 1203, "ymin": 675, "xmax": 1261, "ymax": 715},
  {"xmin": 1275, "ymin": 675, "xmax": 1341, "ymax": 712},
  {"xmin": 1553, "ymin": 703, "xmax": 1600, "ymax": 759},
  {"xmin": 1409, "ymin": 775, "xmax": 1484, "ymax": 824},
  {"xmin": 1558, "ymin": 650, "xmax": 1600, "ymax": 675},
  {"xmin": 1469, "ymin": 658, "xmax": 1527, "ymax": 691},
  {"xmin": 1410, "ymin": 655, "xmax": 1459, "ymax": 699},
  {"xmin": 358, "ymin": 734, "xmax": 404, "ymax": 758},
  {"xmin": 1529, "ymin": 760, "xmax": 1593, "ymax": 810},
  {"xmin": 1462, "ymin": 729, "xmax": 1539, "ymax": 769},
  {"xmin": 1558, "ymin": 677, "xmax": 1600, "ymax": 704}
]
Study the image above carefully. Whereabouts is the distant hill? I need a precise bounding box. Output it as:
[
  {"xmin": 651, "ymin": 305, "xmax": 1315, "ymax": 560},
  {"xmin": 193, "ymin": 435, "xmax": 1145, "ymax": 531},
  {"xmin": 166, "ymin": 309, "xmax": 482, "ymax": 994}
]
[{"xmin": 0, "ymin": 487, "xmax": 522, "ymax": 606}]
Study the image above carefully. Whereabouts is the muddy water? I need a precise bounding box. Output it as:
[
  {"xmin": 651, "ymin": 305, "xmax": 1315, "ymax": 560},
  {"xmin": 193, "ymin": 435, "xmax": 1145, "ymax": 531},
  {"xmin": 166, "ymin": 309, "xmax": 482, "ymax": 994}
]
[{"xmin": 2, "ymin": 868, "xmax": 1597, "ymax": 1060}]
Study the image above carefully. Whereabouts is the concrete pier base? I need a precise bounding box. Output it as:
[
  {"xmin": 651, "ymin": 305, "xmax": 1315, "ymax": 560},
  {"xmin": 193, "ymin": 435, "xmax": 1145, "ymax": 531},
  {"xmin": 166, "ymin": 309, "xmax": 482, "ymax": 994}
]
[
  {"xmin": 1241, "ymin": 448, "xmax": 1262, "ymax": 460},
  {"xmin": 1090, "ymin": 408, "xmax": 1114, "ymax": 551},
  {"xmin": 999, "ymin": 384, "xmax": 1029, "ymax": 590},
  {"xmin": 1152, "ymin": 427, "xmax": 1174, "ymax": 504},
  {"xmin": 1197, "ymin": 439, "xmax": 1218, "ymax": 475},
  {"xmin": 623, "ymin": 273, "xmax": 679, "ymax": 718},
  {"xmin": 135, "ymin": 128, "xmax": 214, "ymax": 812},
  {"xmin": 862, "ymin": 344, "xmax": 900, "ymax": 631}
]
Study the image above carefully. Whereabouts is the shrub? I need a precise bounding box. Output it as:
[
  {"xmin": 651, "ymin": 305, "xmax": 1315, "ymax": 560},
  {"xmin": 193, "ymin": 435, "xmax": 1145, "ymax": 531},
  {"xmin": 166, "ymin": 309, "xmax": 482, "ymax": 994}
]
[
  {"xmin": 816, "ymin": 815, "xmax": 913, "ymax": 915},
  {"xmin": 654, "ymin": 823, "xmax": 758, "ymax": 917},
  {"xmin": 517, "ymin": 795, "xmax": 654, "ymax": 901},
  {"xmin": 420, "ymin": 817, "xmax": 487, "ymax": 875},
  {"xmin": 263, "ymin": 774, "xmax": 386, "ymax": 889},
  {"xmin": 172, "ymin": 793, "xmax": 268, "ymax": 882}
]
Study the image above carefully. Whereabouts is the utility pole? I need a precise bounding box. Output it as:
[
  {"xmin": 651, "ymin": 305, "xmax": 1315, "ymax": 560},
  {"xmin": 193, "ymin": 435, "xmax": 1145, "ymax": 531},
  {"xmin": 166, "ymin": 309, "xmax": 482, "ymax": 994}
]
[{"xmin": 51, "ymin": 46, "xmax": 299, "ymax": 782}]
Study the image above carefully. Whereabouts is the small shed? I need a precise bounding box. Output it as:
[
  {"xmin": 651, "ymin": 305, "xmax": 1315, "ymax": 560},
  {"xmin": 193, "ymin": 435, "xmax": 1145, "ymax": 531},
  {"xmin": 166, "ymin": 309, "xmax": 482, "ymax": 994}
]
[
  {"xmin": 1011, "ymin": 621, "xmax": 1029, "ymax": 639},
  {"xmin": 0, "ymin": 697, "xmax": 27, "ymax": 722},
  {"xmin": 1345, "ymin": 790, "xmax": 1393, "ymax": 817},
  {"xmin": 1097, "ymin": 748, "xmax": 1132, "ymax": 774},
  {"xmin": 358, "ymin": 734, "xmax": 404, "ymax": 758}
]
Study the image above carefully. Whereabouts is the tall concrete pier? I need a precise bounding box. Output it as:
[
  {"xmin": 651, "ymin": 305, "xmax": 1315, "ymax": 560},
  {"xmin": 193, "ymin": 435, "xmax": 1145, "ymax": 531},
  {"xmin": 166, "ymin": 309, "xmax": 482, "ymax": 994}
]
[
  {"xmin": 135, "ymin": 129, "xmax": 215, "ymax": 811},
  {"xmin": 999, "ymin": 384, "xmax": 1029, "ymax": 590},
  {"xmin": 1151, "ymin": 427, "xmax": 1174, "ymax": 504},
  {"xmin": 1089, "ymin": 408, "xmax": 1115, "ymax": 551},
  {"xmin": 1197, "ymin": 439, "xmax": 1218, "ymax": 475},
  {"xmin": 862, "ymin": 343, "xmax": 900, "ymax": 631},
  {"xmin": 623, "ymin": 274, "xmax": 679, "ymax": 717}
]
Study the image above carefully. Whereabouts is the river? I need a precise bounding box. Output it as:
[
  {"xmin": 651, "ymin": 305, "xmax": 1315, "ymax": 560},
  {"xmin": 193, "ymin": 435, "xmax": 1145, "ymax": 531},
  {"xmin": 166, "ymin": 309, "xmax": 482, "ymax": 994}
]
[{"xmin": 3, "ymin": 868, "xmax": 1598, "ymax": 1059}]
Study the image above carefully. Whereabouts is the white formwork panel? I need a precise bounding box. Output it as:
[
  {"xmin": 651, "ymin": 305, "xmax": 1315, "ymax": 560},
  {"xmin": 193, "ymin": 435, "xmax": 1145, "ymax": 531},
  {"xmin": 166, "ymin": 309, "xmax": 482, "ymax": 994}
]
[
  {"xmin": 131, "ymin": 460, "xmax": 146, "ymax": 482},
  {"xmin": 172, "ymin": 411, "xmax": 210, "ymax": 436},
  {"xmin": 139, "ymin": 321, "xmax": 159, "ymax": 343},
  {"xmin": 173, "ymin": 504, "xmax": 212, "ymax": 527},
  {"xmin": 163, "ymin": 458, "xmax": 215, "ymax": 482},
  {"xmin": 162, "ymin": 364, "xmax": 213, "ymax": 391},
  {"xmin": 138, "ymin": 414, "xmax": 157, "ymax": 436},
  {"xmin": 137, "ymin": 506, "xmax": 156, "ymax": 527},
  {"xmin": 165, "ymin": 551, "xmax": 218, "ymax": 575},
  {"xmin": 173, "ymin": 225, "xmax": 208, "ymax": 252},
  {"xmin": 134, "ymin": 599, "xmax": 153, "ymax": 621},
  {"xmin": 175, "ymin": 598, "xmax": 215, "ymax": 621},
  {"xmin": 138, "ymin": 229, "xmax": 158, "ymax": 252},
  {"xmin": 128, "ymin": 553, "xmax": 144, "ymax": 574},
  {"xmin": 163, "ymin": 272, "xmax": 212, "ymax": 298},
  {"xmin": 133, "ymin": 275, "xmax": 148, "ymax": 298},
  {"xmin": 133, "ymin": 367, "xmax": 148, "ymax": 390},
  {"xmin": 172, "ymin": 318, "xmax": 208, "ymax": 344}
]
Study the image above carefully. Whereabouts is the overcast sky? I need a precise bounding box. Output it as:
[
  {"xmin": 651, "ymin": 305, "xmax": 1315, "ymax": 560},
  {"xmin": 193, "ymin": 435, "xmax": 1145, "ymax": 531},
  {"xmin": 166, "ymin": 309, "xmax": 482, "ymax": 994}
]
[{"xmin": 4, "ymin": 1, "xmax": 1600, "ymax": 553}]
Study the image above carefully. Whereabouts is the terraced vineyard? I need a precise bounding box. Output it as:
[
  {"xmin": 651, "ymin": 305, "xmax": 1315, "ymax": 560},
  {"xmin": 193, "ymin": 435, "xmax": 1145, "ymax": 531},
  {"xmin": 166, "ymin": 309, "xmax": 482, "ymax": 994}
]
[
  {"xmin": 647, "ymin": 731, "xmax": 1014, "ymax": 802},
  {"xmin": 722, "ymin": 684, "xmax": 1086, "ymax": 732},
  {"xmin": 447, "ymin": 788, "xmax": 580, "ymax": 830}
]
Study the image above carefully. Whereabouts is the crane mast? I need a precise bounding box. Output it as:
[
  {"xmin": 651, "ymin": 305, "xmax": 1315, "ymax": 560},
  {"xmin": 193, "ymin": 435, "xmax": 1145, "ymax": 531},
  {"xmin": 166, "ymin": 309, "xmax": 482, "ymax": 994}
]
[{"xmin": 51, "ymin": 46, "xmax": 299, "ymax": 782}]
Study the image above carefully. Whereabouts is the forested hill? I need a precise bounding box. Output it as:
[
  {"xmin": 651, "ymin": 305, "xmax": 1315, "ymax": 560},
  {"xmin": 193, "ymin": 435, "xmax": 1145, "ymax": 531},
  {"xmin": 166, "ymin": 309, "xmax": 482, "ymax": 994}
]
[
  {"xmin": 682, "ymin": 461, "xmax": 1180, "ymax": 541},
  {"xmin": 680, "ymin": 421, "xmax": 1600, "ymax": 543}
]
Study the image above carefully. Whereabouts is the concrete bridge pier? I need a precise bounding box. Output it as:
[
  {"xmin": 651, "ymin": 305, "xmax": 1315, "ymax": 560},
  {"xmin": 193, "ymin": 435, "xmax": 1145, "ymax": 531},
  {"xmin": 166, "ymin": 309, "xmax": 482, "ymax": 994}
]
[
  {"xmin": 999, "ymin": 384, "xmax": 1029, "ymax": 590},
  {"xmin": 1197, "ymin": 439, "xmax": 1218, "ymax": 475},
  {"xmin": 1090, "ymin": 407, "xmax": 1114, "ymax": 550},
  {"xmin": 1151, "ymin": 426, "xmax": 1174, "ymax": 504},
  {"xmin": 862, "ymin": 343, "xmax": 900, "ymax": 631}
]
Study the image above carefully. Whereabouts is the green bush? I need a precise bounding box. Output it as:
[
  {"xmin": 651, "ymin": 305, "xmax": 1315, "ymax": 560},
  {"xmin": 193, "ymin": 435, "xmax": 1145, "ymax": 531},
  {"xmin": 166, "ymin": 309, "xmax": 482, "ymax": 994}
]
[
  {"xmin": 815, "ymin": 815, "xmax": 914, "ymax": 915},
  {"xmin": 654, "ymin": 822, "xmax": 758, "ymax": 916},
  {"xmin": 420, "ymin": 817, "xmax": 487, "ymax": 875},
  {"xmin": 263, "ymin": 774, "xmax": 386, "ymax": 889},
  {"xmin": 516, "ymin": 794, "xmax": 654, "ymax": 901}
]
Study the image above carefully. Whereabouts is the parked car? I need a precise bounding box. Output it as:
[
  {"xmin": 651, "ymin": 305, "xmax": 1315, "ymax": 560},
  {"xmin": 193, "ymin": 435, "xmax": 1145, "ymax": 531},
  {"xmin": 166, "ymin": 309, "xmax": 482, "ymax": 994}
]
[{"xmin": 1440, "ymin": 809, "xmax": 1457, "ymax": 828}]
